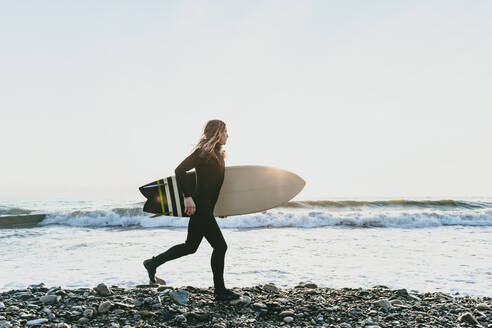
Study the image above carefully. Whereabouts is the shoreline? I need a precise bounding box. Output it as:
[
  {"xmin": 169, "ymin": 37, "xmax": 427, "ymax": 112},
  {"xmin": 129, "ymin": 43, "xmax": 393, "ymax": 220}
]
[{"xmin": 1, "ymin": 282, "xmax": 491, "ymax": 328}]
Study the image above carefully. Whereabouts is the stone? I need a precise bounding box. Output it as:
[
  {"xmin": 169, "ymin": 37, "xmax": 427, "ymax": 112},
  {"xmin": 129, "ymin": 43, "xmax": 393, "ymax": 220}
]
[
  {"xmin": 40, "ymin": 295, "xmax": 60, "ymax": 304},
  {"xmin": 212, "ymin": 323, "xmax": 226, "ymax": 328},
  {"xmin": 175, "ymin": 314, "xmax": 187, "ymax": 323},
  {"xmin": 283, "ymin": 316, "xmax": 294, "ymax": 323},
  {"xmin": 5, "ymin": 306, "xmax": 19, "ymax": 312},
  {"xmin": 458, "ymin": 312, "xmax": 480, "ymax": 325},
  {"xmin": 26, "ymin": 319, "xmax": 49, "ymax": 326},
  {"xmin": 394, "ymin": 288, "xmax": 408, "ymax": 296},
  {"xmin": 98, "ymin": 301, "xmax": 113, "ymax": 313},
  {"xmin": 170, "ymin": 290, "xmax": 189, "ymax": 306},
  {"xmin": 408, "ymin": 294, "xmax": 421, "ymax": 302},
  {"xmin": 340, "ymin": 324, "xmax": 352, "ymax": 328},
  {"xmin": 114, "ymin": 302, "xmax": 134, "ymax": 309},
  {"xmin": 264, "ymin": 283, "xmax": 279, "ymax": 293},
  {"xmin": 253, "ymin": 302, "xmax": 267, "ymax": 310},
  {"xmin": 230, "ymin": 295, "xmax": 251, "ymax": 306},
  {"xmin": 279, "ymin": 310, "xmax": 295, "ymax": 317},
  {"xmin": 78, "ymin": 317, "xmax": 89, "ymax": 324},
  {"xmin": 304, "ymin": 282, "xmax": 318, "ymax": 289},
  {"xmin": 191, "ymin": 312, "xmax": 210, "ymax": 322},
  {"xmin": 477, "ymin": 303, "xmax": 491, "ymax": 311},
  {"xmin": 0, "ymin": 302, "xmax": 4, "ymax": 309},
  {"xmin": 94, "ymin": 283, "xmax": 112, "ymax": 296},
  {"xmin": 0, "ymin": 321, "xmax": 11, "ymax": 328},
  {"xmin": 83, "ymin": 308, "xmax": 95, "ymax": 318},
  {"xmin": 56, "ymin": 324, "xmax": 71, "ymax": 328},
  {"xmin": 375, "ymin": 298, "xmax": 393, "ymax": 310}
]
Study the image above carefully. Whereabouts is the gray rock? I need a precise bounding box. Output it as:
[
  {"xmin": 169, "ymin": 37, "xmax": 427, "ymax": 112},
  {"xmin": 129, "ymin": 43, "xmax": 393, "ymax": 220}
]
[
  {"xmin": 83, "ymin": 308, "xmax": 96, "ymax": 318},
  {"xmin": 40, "ymin": 295, "xmax": 61, "ymax": 304},
  {"xmin": 253, "ymin": 302, "xmax": 267, "ymax": 310},
  {"xmin": 304, "ymin": 282, "xmax": 318, "ymax": 289},
  {"xmin": 56, "ymin": 324, "xmax": 71, "ymax": 328},
  {"xmin": 340, "ymin": 324, "xmax": 352, "ymax": 328},
  {"xmin": 283, "ymin": 316, "xmax": 294, "ymax": 323},
  {"xmin": 0, "ymin": 302, "xmax": 4, "ymax": 309},
  {"xmin": 264, "ymin": 283, "xmax": 279, "ymax": 293},
  {"xmin": 5, "ymin": 306, "xmax": 19, "ymax": 312},
  {"xmin": 98, "ymin": 301, "xmax": 113, "ymax": 313},
  {"xmin": 477, "ymin": 303, "xmax": 491, "ymax": 311},
  {"xmin": 94, "ymin": 283, "xmax": 112, "ymax": 296},
  {"xmin": 78, "ymin": 317, "xmax": 90, "ymax": 324},
  {"xmin": 374, "ymin": 298, "xmax": 393, "ymax": 310},
  {"xmin": 279, "ymin": 310, "xmax": 295, "ymax": 317},
  {"xmin": 230, "ymin": 295, "xmax": 251, "ymax": 306},
  {"xmin": 458, "ymin": 312, "xmax": 479, "ymax": 325},
  {"xmin": 175, "ymin": 314, "xmax": 187, "ymax": 323},
  {"xmin": 408, "ymin": 294, "xmax": 421, "ymax": 302},
  {"xmin": 394, "ymin": 288, "xmax": 408, "ymax": 296},
  {"xmin": 0, "ymin": 320, "xmax": 12, "ymax": 328},
  {"xmin": 191, "ymin": 312, "xmax": 210, "ymax": 322},
  {"xmin": 212, "ymin": 323, "xmax": 226, "ymax": 328},
  {"xmin": 26, "ymin": 318, "xmax": 49, "ymax": 326},
  {"xmin": 170, "ymin": 290, "xmax": 189, "ymax": 306}
]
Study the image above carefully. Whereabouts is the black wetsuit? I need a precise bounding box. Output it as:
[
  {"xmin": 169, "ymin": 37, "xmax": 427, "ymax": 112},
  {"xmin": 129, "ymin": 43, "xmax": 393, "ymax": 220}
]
[{"xmin": 151, "ymin": 144, "xmax": 227, "ymax": 290}]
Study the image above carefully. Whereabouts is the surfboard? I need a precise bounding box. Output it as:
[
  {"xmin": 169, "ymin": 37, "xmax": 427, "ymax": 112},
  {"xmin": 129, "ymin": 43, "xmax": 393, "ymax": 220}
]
[{"xmin": 139, "ymin": 165, "xmax": 305, "ymax": 217}]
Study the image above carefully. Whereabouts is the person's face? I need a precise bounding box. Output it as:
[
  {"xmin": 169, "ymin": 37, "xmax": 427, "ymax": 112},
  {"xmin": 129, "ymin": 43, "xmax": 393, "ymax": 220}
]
[{"xmin": 219, "ymin": 127, "xmax": 228, "ymax": 145}]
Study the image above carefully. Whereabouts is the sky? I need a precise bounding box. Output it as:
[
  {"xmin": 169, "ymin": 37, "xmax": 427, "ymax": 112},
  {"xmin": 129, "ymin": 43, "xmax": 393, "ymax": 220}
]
[{"xmin": 1, "ymin": 1, "xmax": 491, "ymax": 201}]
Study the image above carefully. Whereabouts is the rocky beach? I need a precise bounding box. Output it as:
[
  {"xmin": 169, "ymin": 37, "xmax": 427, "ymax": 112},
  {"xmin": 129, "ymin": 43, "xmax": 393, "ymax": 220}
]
[{"xmin": 0, "ymin": 282, "xmax": 491, "ymax": 328}]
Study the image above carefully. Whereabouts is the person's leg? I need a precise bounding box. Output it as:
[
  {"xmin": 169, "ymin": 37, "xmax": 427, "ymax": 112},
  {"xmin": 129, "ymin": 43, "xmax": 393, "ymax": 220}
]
[
  {"xmin": 201, "ymin": 215, "xmax": 228, "ymax": 291},
  {"xmin": 144, "ymin": 215, "xmax": 203, "ymax": 283},
  {"xmin": 202, "ymin": 215, "xmax": 239, "ymax": 300}
]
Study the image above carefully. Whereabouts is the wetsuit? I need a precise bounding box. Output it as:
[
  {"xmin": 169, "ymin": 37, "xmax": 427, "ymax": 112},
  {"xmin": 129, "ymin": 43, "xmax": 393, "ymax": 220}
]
[{"xmin": 150, "ymin": 144, "xmax": 227, "ymax": 290}]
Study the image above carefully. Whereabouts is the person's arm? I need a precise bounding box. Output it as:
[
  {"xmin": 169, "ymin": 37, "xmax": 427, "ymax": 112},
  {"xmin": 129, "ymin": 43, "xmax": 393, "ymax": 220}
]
[{"xmin": 175, "ymin": 149, "xmax": 202, "ymax": 215}]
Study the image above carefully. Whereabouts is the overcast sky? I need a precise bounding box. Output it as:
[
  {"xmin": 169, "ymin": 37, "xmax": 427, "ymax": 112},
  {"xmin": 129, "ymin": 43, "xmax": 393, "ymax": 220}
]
[{"xmin": 1, "ymin": 1, "xmax": 491, "ymax": 201}]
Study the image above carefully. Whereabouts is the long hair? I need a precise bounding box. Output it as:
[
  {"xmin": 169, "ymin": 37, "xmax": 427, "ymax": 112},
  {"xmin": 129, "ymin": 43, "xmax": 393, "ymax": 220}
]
[{"xmin": 194, "ymin": 120, "xmax": 227, "ymax": 161}]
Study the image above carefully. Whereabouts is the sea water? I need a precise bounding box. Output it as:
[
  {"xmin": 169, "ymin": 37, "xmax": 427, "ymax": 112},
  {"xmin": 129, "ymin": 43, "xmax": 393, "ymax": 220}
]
[{"xmin": 1, "ymin": 198, "xmax": 491, "ymax": 296}]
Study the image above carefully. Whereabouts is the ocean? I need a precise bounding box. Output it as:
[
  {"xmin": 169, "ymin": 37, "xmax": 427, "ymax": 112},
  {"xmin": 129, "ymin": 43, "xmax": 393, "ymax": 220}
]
[{"xmin": 1, "ymin": 198, "xmax": 491, "ymax": 296}]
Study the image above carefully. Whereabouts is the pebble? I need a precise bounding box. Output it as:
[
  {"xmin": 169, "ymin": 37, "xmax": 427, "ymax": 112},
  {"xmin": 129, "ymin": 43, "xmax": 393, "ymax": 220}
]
[
  {"xmin": 458, "ymin": 312, "xmax": 480, "ymax": 325},
  {"xmin": 264, "ymin": 283, "xmax": 279, "ymax": 293},
  {"xmin": 98, "ymin": 301, "xmax": 113, "ymax": 313},
  {"xmin": 230, "ymin": 295, "xmax": 251, "ymax": 306},
  {"xmin": 175, "ymin": 314, "xmax": 187, "ymax": 323},
  {"xmin": 94, "ymin": 283, "xmax": 112, "ymax": 296},
  {"xmin": 170, "ymin": 289, "xmax": 189, "ymax": 306},
  {"xmin": 0, "ymin": 282, "xmax": 489, "ymax": 328},
  {"xmin": 374, "ymin": 298, "xmax": 393, "ymax": 310},
  {"xmin": 40, "ymin": 295, "xmax": 61, "ymax": 304},
  {"xmin": 26, "ymin": 318, "xmax": 49, "ymax": 326},
  {"xmin": 278, "ymin": 310, "xmax": 293, "ymax": 317},
  {"xmin": 477, "ymin": 303, "xmax": 492, "ymax": 311},
  {"xmin": 78, "ymin": 317, "xmax": 89, "ymax": 324},
  {"xmin": 5, "ymin": 306, "xmax": 19, "ymax": 312}
]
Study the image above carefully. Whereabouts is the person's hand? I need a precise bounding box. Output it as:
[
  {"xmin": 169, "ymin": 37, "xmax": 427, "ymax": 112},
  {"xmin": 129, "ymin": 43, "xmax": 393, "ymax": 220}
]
[{"xmin": 184, "ymin": 197, "xmax": 196, "ymax": 216}]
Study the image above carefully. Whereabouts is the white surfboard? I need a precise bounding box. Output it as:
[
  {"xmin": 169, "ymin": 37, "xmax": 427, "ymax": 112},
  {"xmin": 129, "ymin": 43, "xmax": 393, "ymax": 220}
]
[
  {"xmin": 140, "ymin": 166, "xmax": 305, "ymax": 217},
  {"xmin": 213, "ymin": 166, "xmax": 305, "ymax": 216}
]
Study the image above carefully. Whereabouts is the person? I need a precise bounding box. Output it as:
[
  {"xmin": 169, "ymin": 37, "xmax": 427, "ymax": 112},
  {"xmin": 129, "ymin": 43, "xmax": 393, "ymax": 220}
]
[{"xmin": 143, "ymin": 120, "xmax": 240, "ymax": 301}]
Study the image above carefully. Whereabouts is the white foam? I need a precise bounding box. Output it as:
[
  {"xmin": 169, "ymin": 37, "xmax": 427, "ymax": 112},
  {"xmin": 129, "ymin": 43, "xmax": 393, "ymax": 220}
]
[{"xmin": 39, "ymin": 208, "xmax": 492, "ymax": 229}]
